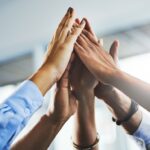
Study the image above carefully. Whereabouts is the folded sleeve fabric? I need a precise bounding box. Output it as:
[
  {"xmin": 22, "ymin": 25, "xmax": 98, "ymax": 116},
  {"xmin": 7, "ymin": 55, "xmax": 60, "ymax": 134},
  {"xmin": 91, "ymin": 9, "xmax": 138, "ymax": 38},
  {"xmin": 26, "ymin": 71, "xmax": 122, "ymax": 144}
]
[
  {"xmin": 133, "ymin": 107, "xmax": 150, "ymax": 150},
  {"xmin": 0, "ymin": 80, "xmax": 43, "ymax": 150}
]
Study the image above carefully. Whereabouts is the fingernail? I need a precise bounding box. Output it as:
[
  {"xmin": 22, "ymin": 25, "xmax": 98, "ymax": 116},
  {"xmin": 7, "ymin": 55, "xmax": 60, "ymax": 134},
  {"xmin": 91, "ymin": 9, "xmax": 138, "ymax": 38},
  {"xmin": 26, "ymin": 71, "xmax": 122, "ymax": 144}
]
[
  {"xmin": 67, "ymin": 7, "xmax": 73, "ymax": 14},
  {"xmin": 67, "ymin": 7, "xmax": 71, "ymax": 13},
  {"xmin": 70, "ymin": 7, "xmax": 73, "ymax": 14}
]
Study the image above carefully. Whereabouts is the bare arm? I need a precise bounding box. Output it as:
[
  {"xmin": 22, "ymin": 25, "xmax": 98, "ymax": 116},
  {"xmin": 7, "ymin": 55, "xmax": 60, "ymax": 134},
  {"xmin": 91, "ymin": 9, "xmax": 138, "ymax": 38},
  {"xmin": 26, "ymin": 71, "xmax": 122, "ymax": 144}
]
[
  {"xmin": 96, "ymin": 87, "xmax": 142, "ymax": 134},
  {"xmin": 111, "ymin": 70, "xmax": 150, "ymax": 111},
  {"xmin": 75, "ymin": 20, "xmax": 150, "ymax": 111},
  {"xmin": 72, "ymin": 91, "xmax": 98, "ymax": 150},
  {"xmin": 11, "ymin": 115, "xmax": 65, "ymax": 150},
  {"xmin": 30, "ymin": 7, "xmax": 85, "ymax": 96},
  {"xmin": 11, "ymin": 8, "xmax": 85, "ymax": 150},
  {"xmin": 11, "ymin": 51, "xmax": 78, "ymax": 150},
  {"xmin": 71, "ymin": 18, "xmax": 99, "ymax": 150}
]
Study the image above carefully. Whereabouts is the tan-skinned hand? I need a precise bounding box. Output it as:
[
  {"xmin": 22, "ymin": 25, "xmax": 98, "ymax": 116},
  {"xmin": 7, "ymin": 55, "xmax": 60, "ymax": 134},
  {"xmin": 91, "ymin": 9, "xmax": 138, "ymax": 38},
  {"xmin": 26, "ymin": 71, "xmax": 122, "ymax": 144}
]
[
  {"xmin": 43, "ymin": 7, "xmax": 86, "ymax": 81},
  {"xmin": 74, "ymin": 20, "xmax": 119, "ymax": 85},
  {"xmin": 31, "ymin": 8, "xmax": 86, "ymax": 95},
  {"xmin": 73, "ymin": 18, "xmax": 119, "ymax": 100},
  {"xmin": 95, "ymin": 40, "xmax": 119, "ymax": 100}
]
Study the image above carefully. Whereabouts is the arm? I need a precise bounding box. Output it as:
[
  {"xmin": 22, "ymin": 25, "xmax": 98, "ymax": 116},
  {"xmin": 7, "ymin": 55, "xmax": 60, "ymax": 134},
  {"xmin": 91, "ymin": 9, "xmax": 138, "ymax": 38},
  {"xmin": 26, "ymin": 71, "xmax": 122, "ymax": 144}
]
[
  {"xmin": 70, "ymin": 18, "xmax": 99, "ymax": 150},
  {"xmin": 11, "ymin": 115, "xmax": 65, "ymax": 150},
  {"xmin": 0, "ymin": 7, "xmax": 85, "ymax": 149},
  {"xmin": 94, "ymin": 41, "xmax": 150, "ymax": 147},
  {"xmin": 96, "ymin": 86, "xmax": 150, "ymax": 147},
  {"xmin": 12, "ymin": 12, "xmax": 84, "ymax": 150},
  {"xmin": 75, "ymin": 20, "xmax": 150, "ymax": 111},
  {"xmin": 11, "ymin": 53, "xmax": 78, "ymax": 149},
  {"xmin": 96, "ymin": 87, "xmax": 142, "ymax": 134},
  {"xmin": 111, "ymin": 70, "xmax": 150, "ymax": 111},
  {"xmin": 72, "ymin": 91, "xmax": 98, "ymax": 150}
]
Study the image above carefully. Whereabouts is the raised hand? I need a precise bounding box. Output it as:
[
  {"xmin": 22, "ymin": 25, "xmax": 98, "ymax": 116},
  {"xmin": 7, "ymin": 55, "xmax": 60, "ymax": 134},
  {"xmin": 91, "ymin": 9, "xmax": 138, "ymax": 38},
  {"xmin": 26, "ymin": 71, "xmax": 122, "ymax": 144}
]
[
  {"xmin": 74, "ymin": 19, "xmax": 119, "ymax": 85},
  {"xmin": 31, "ymin": 8, "xmax": 85, "ymax": 95},
  {"xmin": 70, "ymin": 19, "xmax": 98, "ymax": 100},
  {"xmin": 95, "ymin": 40, "xmax": 119, "ymax": 100}
]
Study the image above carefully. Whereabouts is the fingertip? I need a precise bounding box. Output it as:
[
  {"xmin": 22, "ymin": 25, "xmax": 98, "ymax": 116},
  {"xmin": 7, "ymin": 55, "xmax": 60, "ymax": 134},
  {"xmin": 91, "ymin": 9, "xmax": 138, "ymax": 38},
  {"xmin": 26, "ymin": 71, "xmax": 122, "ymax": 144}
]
[
  {"xmin": 67, "ymin": 7, "xmax": 74, "ymax": 13},
  {"xmin": 82, "ymin": 18, "xmax": 88, "ymax": 23},
  {"xmin": 80, "ymin": 19, "xmax": 86, "ymax": 27},
  {"xmin": 75, "ymin": 18, "xmax": 80, "ymax": 24},
  {"xmin": 99, "ymin": 38, "xmax": 104, "ymax": 46},
  {"xmin": 113, "ymin": 40, "xmax": 120, "ymax": 48},
  {"xmin": 81, "ymin": 19, "xmax": 86, "ymax": 25}
]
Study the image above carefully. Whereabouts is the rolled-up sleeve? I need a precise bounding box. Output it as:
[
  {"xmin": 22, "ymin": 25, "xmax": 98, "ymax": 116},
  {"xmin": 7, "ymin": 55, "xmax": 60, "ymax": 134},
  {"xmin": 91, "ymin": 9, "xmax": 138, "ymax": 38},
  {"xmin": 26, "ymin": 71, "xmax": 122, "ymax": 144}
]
[
  {"xmin": 0, "ymin": 80, "xmax": 43, "ymax": 150},
  {"xmin": 133, "ymin": 107, "xmax": 150, "ymax": 149}
]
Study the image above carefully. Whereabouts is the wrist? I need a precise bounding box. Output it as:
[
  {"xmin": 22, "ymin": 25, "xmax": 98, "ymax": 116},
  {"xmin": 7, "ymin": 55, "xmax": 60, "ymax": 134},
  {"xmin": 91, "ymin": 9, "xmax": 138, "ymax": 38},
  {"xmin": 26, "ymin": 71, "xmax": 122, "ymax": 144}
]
[
  {"xmin": 122, "ymin": 109, "xmax": 142, "ymax": 134},
  {"xmin": 74, "ymin": 89, "xmax": 94, "ymax": 101},
  {"xmin": 102, "ymin": 88, "xmax": 132, "ymax": 120},
  {"xmin": 75, "ymin": 92, "xmax": 96, "ymax": 125},
  {"xmin": 106, "ymin": 68, "xmax": 122, "ymax": 86},
  {"xmin": 44, "ymin": 113, "xmax": 67, "ymax": 126},
  {"xmin": 101, "ymin": 87, "xmax": 118, "ymax": 102},
  {"xmin": 30, "ymin": 64, "xmax": 58, "ymax": 95},
  {"xmin": 109, "ymin": 68, "xmax": 124, "ymax": 87}
]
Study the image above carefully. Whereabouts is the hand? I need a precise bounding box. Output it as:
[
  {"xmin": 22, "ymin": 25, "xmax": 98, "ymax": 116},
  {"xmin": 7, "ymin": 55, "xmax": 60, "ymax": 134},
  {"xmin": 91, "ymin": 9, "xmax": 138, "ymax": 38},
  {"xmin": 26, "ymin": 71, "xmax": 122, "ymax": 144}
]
[
  {"xmin": 74, "ymin": 23, "xmax": 119, "ymax": 85},
  {"xmin": 30, "ymin": 8, "xmax": 85, "ymax": 95},
  {"xmin": 43, "ymin": 8, "xmax": 85, "ymax": 81},
  {"xmin": 47, "ymin": 54, "xmax": 77, "ymax": 123},
  {"xmin": 70, "ymin": 19, "xmax": 98, "ymax": 100},
  {"xmin": 71, "ymin": 19, "xmax": 98, "ymax": 148},
  {"xmin": 95, "ymin": 40, "xmax": 119, "ymax": 100}
]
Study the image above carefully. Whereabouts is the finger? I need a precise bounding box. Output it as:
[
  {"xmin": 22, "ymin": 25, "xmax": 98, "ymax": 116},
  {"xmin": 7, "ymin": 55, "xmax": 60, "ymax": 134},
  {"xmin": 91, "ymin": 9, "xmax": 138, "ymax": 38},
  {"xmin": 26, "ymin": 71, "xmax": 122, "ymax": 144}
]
[
  {"xmin": 82, "ymin": 29, "xmax": 98, "ymax": 45},
  {"xmin": 109, "ymin": 40, "xmax": 119, "ymax": 64},
  {"xmin": 56, "ymin": 7, "xmax": 72, "ymax": 38},
  {"xmin": 99, "ymin": 38, "xmax": 103, "ymax": 46},
  {"xmin": 74, "ymin": 42, "xmax": 86, "ymax": 55},
  {"xmin": 83, "ymin": 18, "xmax": 98, "ymax": 40},
  {"xmin": 60, "ymin": 8, "xmax": 76, "ymax": 43},
  {"xmin": 57, "ymin": 78, "xmax": 69, "ymax": 88},
  {"xmin": 66, "ymin": 19, "xmax": 86, "ymax": 45},
  {"xmin": 75, "ymin": 18, "xmax": 80, "ymax": 24},
  {"xmin": 74, "ymin": 43, "xmax": 89, "ymax": 72},
  {"xmin": 77, "ymin": 35, "xmax": 89, "ymax": 50},
  {"xmin": 78, "ymin": 33, "xmax": 95, "ymax": 51}
]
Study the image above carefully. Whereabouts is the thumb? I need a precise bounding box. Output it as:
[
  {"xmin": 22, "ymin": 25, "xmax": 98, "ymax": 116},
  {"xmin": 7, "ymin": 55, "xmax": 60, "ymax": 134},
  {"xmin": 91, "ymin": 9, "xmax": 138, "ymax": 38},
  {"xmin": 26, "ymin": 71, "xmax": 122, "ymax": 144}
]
[{"xmin": 109, "ymin": 40, "xmax": 119, "ymax": 65}]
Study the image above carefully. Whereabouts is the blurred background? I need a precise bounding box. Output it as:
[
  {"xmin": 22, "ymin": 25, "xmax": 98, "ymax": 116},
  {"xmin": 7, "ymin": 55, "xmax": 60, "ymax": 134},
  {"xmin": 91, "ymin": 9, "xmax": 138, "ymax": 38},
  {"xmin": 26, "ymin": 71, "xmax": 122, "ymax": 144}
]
[{"xmin": 1, "ymin": 0, "xmax": 150, "ymax": 149}]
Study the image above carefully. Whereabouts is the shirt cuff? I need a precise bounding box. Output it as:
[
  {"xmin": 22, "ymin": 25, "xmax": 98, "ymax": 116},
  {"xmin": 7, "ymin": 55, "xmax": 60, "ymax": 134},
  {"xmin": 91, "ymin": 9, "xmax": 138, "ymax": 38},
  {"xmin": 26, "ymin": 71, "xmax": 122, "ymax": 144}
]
[
  {"xmin": 6, "ymin": 80, "xmax": 43, "ymax": 120},
  {"xmin": 133, "ymin": 107, "xmax": 150, "ymax": 146}
]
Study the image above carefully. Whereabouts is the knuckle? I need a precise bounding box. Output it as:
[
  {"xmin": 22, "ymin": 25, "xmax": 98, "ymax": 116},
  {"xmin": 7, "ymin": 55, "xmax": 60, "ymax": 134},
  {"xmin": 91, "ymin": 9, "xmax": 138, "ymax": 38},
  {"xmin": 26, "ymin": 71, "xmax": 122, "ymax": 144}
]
[{"xmin": 59, "ymin": 44, "xmax": 66, "ymax": 50}]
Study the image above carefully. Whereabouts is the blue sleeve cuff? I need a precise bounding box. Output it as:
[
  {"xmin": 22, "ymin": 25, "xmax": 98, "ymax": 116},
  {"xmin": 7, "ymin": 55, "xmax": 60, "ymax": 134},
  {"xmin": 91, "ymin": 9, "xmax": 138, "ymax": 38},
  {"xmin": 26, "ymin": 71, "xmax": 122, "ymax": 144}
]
[
  {"xmin": 0, "ymin": 80, "xmax": 43, "ymax": 149},
  {"xmin": 133, "ymin": 107, "xmax": 150, "ymax": 146},
  {"xmin": 6, "ymin": 80, "xmax": 43, "ymax": 119}
]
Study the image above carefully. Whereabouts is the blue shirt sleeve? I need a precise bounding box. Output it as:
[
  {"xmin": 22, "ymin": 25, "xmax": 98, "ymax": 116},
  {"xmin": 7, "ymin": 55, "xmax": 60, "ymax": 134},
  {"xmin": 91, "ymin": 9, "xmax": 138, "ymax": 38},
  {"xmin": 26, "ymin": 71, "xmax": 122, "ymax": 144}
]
[
  {"xmin": 133, "ymin": 107, "xmax": 150, "ymax": 148},
  {"xmin": 0, "ymin": 80, "xmax": 43, "ymax": 150}
]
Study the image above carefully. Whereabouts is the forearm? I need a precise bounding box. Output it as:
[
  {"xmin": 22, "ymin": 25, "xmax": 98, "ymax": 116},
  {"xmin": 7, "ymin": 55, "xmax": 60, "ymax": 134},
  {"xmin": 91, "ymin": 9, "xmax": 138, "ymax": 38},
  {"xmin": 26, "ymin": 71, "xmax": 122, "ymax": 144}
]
[
  {"xmin": 102, "ymin": 88, "xmax": 142, "ymax": 134},
  {"xmin": 110, "ymin": 69, "xmax": 150, "ymax": 111},
  {"xmin": 11, "ymin": 114, "xmax": 65, "ymax": 150},
  {"xmin": 30, "ymin": 64, "xmax": 57, "ymax": 96},
  {"xmin": 73, "ymin": 91, "xmax": 98, "ymax": 149}
]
